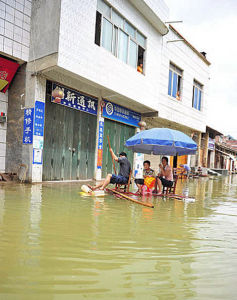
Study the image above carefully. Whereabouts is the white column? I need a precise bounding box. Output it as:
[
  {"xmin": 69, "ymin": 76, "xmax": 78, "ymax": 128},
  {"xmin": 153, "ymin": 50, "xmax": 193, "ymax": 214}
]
[{"xmin": 23, "ymin": 67, "xmax": 46, "ymax": 182}]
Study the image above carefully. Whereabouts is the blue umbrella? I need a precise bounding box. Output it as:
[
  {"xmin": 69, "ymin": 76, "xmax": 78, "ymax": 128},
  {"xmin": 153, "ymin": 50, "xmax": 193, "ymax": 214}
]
[{"xmin": 125, "ymin": 128, "xmax": 197, "ymax": 156}]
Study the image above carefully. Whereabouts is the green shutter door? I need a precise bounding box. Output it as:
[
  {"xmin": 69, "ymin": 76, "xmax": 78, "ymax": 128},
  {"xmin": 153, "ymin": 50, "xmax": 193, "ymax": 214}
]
[
  {"xmin": 43, "ymin": 97, "xmax": 96, "ymax": 181},
  {"xmin": 71, "ymin": 110, "xmax": 97, "ymax": 180},
  {"xmin": 102, "ymin": 118, "xmax": 135, "ymax": 178}
]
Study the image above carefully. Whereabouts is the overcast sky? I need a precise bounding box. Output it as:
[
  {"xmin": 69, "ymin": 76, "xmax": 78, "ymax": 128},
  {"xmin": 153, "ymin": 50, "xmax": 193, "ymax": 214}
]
[{"xmin": 165, "ymin": 0, "xmax": 237, "ymax": 138}]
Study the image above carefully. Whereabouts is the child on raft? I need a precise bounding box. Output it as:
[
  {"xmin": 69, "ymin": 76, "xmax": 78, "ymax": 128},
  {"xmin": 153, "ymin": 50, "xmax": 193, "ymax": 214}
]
[{"xmin": 135, "ymin": 160, "xmax": 155, "ymax": 194}]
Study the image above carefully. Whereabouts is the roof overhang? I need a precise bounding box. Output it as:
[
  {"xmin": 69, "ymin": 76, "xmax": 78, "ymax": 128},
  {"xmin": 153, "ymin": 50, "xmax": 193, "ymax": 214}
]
[
  {"xmin": 206, "ymin": 125, "xmax": 223, "ymax": 137},
  {"xmin": 129, "ymin": 0, "xmax": 168, "ymax": 35},
  {"xmin": 169, "ymin": 25, "xmax": 211, "ymax": 66}
]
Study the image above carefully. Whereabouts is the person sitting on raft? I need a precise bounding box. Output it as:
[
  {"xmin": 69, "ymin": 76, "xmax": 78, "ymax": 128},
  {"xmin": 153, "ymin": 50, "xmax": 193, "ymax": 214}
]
[
  {"xmin": 135, "ymin": 160, "xmax": 155, "ymax": 194},
  {"xmin": 153, "ymin": 156, "xmax": 173, "ymax": 195},
  {"xmin": 89, "ymin": 150, "xmax": 131, "ymax": 191}
]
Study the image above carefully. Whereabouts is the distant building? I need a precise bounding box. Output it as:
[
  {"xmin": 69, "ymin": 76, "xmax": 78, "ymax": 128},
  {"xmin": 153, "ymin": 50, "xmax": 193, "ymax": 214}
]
[{"xmin": 214, "ymin": 135, "xmax": 237, "ymax": 172}]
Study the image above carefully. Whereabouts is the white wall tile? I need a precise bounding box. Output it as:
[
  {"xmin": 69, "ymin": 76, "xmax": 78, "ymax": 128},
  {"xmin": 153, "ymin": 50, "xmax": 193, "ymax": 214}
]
[
  {"xmin": 4, "ymin": 36, "xmax": 12, "ymax": 46},
  {"xmin": 4, "ymin": 28, "xmax": 13, "ymax": 38},
  {"xmin": 0, "ymin": 129, "xmax": 7, "ymax": 143},
  {"xmin": 0, "ymin": 156, "xmax": 6, "ymax": 172},
  {"xmin": 0, "ymin": 35, "xmax": 3, "ymax": 50},
  {"xmin": 16, "ymin": 0, "xmax": 25, "ymax": 5},
  {"xmin": 6, "ymin": 0, "xmax": 15, "ymax": 8},
  {"xmin": 0, "ymin": 18, "xmax": 4, "ymax": 27},
  {"xmin": 6, "ymin": 4, "xmax": 14, "ymax": 15},
  {"xmin": 0, "ymin": 9, "xmax": 6, "ymax": 18},
  {"xmin": 0, "ymin": 1, "xmax": 6, "ymax": 11},
  {"xmin": 22, "ymin": 21, "xmax": 30, "ymax": 31},
  {"xmin": 14, "ymin": 24, "xmax": 22, "ymax": 35},
  {"xmin": 23, "ymin": 6, "xmax": 30, "ymax": 16},
  {"xmin": 15, "ymin": 9, "xmax": 23, "ymax": 20},
  {"xmin": 5, "ymin": 12, "xmax": 14, "ymax": 22},
  {"xmin": 23, "ymin": 14, "xmax": 30, "ymax": 24},
  {"xmin": 15, "ymin": 2, "xmax": 23, "ymax": 12},
  {"xmin": 0, "ymin": 143, "xmax": 7, "ymax": 157},
  {"xmin": 25, "ymin": 0, "xmax": 31, "ymax": 9},
  {"xmin": 5, "ymin": 20, "xmax": 13, "ymax": 30},
  {"xmin": 13, "ymin": 39, "xmax": 21, "ymax": 50},
  {"xmin": 13, "ymin": 31, "xmax": 21, "ymax": 42}
]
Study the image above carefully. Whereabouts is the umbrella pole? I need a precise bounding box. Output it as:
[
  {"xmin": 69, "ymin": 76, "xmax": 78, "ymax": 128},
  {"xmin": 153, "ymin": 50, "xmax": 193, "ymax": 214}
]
[{"xmin": 107, "ymin": 135, "xmax": 117, "ymax": 175}]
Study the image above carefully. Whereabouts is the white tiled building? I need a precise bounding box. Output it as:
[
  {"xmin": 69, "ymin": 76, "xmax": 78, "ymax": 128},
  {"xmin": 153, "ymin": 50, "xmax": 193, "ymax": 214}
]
[
  {"xmin": 0, "ymin": 0, "xmax": 32, "ymax": 173},
  {"xmin": 0, "ymin": 0, "xmax": 211, "ymax": 180},
  {"xmin": 0, "ymin": 0, "xmax": 31, "ymax": 60}
]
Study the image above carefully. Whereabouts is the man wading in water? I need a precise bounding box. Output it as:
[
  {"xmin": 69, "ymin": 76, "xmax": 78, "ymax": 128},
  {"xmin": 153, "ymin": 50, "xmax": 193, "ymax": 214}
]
[{"xmin": 88, "ymin": 150, "xmax": 131, "ymax": 191}]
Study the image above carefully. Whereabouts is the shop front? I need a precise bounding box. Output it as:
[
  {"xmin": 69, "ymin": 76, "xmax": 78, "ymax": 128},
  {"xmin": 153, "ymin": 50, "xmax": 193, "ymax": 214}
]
[
  {"xmin": 96, "ymin": 100, "xmax": 141, "ymax": 179},
  {"xmin": 42, "ymin": 81, "xmax": 98, "ymax": 181}
]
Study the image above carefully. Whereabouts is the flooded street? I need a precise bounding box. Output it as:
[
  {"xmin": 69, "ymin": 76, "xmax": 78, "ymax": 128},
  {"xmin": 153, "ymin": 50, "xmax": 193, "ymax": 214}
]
[{"xmin": 0, "ymin": 176, "xmax": 237, "ymax": 299}]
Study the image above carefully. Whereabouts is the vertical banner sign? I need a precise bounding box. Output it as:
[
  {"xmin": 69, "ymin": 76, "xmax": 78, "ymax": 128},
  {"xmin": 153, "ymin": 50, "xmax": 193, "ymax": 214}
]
[
  {"xmin": 33, "ymin": 101, "xmax": 45, "ymax": 164},
  {"xmin": 34, "ymin": 101, "xmax": 45, "ymax": 137},
  {"xmin": 23, "ymin": 108, "xmax": 34, "ymax": 144},
  {"xmin": 97, "ymin": 120, "xmax": 104, "ymax": 169}
]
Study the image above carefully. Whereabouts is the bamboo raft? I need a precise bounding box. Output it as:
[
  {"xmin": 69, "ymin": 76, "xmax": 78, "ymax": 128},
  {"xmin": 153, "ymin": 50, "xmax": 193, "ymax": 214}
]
[{"xmin": 107, "ymin": 188, "xmax": 154, "ymax": 208}]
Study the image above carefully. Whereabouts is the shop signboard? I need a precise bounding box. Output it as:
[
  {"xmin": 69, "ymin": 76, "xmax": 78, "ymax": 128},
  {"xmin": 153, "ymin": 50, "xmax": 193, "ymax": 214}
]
[
  {"xmin": 51, "ymin": 83, "xmax": 98, "ymax": 116},
  {"xmin": 102, "ymin": 99, "xmax": 141, "ymax": 127},
  {"xmin": 23, "ymin": 108, "xmax": 34, "ymax": 144},
  {"xmin": 0, "ymin": 57, "xmax": 19, "ymax": 93}
]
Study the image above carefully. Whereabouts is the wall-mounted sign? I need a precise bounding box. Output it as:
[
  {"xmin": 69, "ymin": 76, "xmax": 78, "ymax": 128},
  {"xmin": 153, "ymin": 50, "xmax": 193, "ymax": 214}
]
[
  {"xmin": 97, "ymin": 119, "xmax": 104, "ymax": 169},
  {"xmin": 34, "ymin": 101, "xmax": 45, "ymax": 137},
  {"xmin": 33, "ymin": 148, "xmax": 42, "ymax": 164},
  {"xmin": 102, "ymin": 99, "xmax": 141, "ymax": 127},
  {"xmin": 51, "ymin": 83, "xmax": 98, "ymax": 116},
  {"xmin": 23, "ymin": 108, "xmax": 34, "ymax": 144},
  {"xmin": 0, "ymin": 57, "xmax": 19, "ymax": 93},
  {"xmin": 208, "ymin": 138, "xmax": 215, "ymax": 150}
]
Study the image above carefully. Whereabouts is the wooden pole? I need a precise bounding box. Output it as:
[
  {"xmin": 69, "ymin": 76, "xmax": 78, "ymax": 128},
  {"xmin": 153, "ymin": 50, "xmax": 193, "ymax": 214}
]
[
  {"xmin": 107, "ymin": 135, "xmax": 117, "ymax": 175},
  {"xmin": 107, "ymin": 188, "xmax": 154, "ymax": 208}
]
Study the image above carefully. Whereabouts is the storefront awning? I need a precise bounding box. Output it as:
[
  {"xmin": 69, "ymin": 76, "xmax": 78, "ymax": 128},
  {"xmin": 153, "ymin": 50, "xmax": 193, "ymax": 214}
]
[{"xmin": 0, "ymin": 57, "xmax": 19, "ymax": 93}]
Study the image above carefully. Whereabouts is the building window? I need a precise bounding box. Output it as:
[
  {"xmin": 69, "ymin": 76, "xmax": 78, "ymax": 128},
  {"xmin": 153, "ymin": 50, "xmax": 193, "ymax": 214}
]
[
  {"xmin": 168, "ymin": 63, "xmax": 183, "ymax": 100},
  {"xmin": 95, "ymin": 0, "xmax": 146, "ymax": 74},
  {"xmin": 192, "ymin": 80, "xmax": 203, "ymax": 111}
]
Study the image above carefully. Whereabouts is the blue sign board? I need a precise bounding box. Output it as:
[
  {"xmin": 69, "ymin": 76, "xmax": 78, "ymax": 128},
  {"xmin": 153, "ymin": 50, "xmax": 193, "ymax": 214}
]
[
  {"xmin": 23, "ymin": 108, "xmax": 34, "ymax": 144},
  {"xmin": 34, "ymin": 101, "xmax": 45, "ymax": 137},
  {"xmin": 51, "ymin": 83, "xmax": 98, "ymax": 116},
  {"xmin": 102, "ymin": 99, "xmax": 141, "ymax": 127},
  {"xmin": 97, "ymin": 120, "xmax": 104, "ymax": 169}
]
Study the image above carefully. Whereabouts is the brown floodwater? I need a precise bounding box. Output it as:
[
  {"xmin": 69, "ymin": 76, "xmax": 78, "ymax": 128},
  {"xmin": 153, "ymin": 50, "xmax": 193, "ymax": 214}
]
[{"xmin": 0, "ymin": 175, "xmax": 237, "ymax": 299}]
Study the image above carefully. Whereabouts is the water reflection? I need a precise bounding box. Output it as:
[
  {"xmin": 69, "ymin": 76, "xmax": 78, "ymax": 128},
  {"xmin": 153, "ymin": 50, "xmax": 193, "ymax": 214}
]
[{"xmin": 0, "ymin": 176, "xmax": 236, "ymax": 299}]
